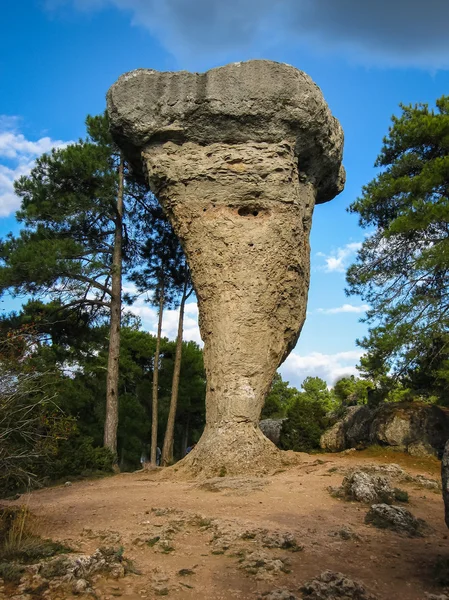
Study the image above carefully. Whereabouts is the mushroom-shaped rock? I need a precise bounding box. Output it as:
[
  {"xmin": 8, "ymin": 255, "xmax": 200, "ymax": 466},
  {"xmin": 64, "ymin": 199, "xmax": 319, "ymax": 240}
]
[{"xmin": 107, "ymin": 60, "xmax": 345, "ymax": 476}]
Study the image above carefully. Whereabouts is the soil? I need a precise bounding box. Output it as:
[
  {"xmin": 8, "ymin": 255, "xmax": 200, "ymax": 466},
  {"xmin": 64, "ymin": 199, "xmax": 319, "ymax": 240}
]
[{"xmin": 4, "ymin": 449, "xmax": 449, "ymax": 600}]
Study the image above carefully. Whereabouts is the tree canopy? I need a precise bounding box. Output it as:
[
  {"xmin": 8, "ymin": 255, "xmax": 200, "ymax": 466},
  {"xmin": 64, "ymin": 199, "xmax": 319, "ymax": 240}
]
[{"xmin": 347, "ymin": 96, "xmax": 449, "ymax": 400}]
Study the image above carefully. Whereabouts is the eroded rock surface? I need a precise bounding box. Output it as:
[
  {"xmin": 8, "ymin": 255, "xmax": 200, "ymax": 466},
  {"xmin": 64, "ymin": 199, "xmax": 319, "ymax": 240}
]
[
  {"xmin": 365, "ymin": 504, "xmax": 429, "ymax": 537},
  {"xmin": 321, "ymin": 402, "xmax": 449, "ymax": 458},
  {"xmin": 300, "ymin": 570, "xmax": 377, "ymax": 600},
  {"xmin": 260, "ymin": 418, "xmax": 286, "ymax": 446},
  {"xmin": 108, "ymin": 60, "xmax": 344, "ymax": 474},
  {"xmin": 332, "ymin": 471, "xmax": 395, "ymax": 504}
]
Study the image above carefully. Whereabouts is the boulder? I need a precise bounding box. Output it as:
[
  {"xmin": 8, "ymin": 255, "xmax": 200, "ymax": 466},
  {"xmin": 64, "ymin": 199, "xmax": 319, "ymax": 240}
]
[
  {"xmin": 320, "ymin": 420, "xmax": 345, "ymax": 452},
  {"xmin": 370, "ymin": 403, "xmax": 449, "ymax": 454},
  {"xmin": 335, "ymin": 471, "xmax": 394, "ymax": 504},
  {"xmin": 407, "ymin": 440, "xmax": 438, "ymax": 458},
  {"xmin": 259, "ymin": 419, "xmax": 286, "ymax": 446},
  {"xmin": 320, "ymin": 402, "xmax": 449, "ymax": 457},
  {"xmin": 345, "ymin": 405, "xmax": 373, "ymax": 448}
]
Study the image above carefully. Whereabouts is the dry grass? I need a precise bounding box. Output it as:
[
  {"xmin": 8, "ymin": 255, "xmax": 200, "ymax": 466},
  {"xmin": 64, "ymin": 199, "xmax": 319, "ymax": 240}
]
[
  {"xmin": 0, "ymin": 502, "xmax": 70, "ymax": 564},
  {"xmin": 345, "ymin": 445, "xmax": 441, "ymax": 476}
]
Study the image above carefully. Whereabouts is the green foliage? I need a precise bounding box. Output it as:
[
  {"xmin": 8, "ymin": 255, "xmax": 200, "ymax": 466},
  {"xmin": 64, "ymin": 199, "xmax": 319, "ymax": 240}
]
[
  {"xmin": 23, "ymin": 322, "xmax": 205, "ymax": 474},
  {"xmin": 46, "ymin": 434, "xmax": 114, "ymax": 481},
  {"xmin": 301, "ymin": 376, "xmax": 336, "ymax": 411},
  {"xmin": 279, "ymin": 396, "xmax": 329, "ymax": 452},
  {"xmin": 347, "ymin": 96, "xmax": 449, "ymax": 402},
  {"xmin": 261, "ymin": 373, "xmax": 299, "ymax": 418},
  {"xmin": 333, "ymin": 375, "xmax": 373, "ymax": 406}
]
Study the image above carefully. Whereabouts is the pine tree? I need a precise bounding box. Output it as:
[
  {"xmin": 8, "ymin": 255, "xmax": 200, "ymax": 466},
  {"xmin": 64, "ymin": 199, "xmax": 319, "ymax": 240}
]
[
  {"xmin": 131, "ymin": 209, "xmax": 187, "ymax": 466},
  {"xmin": 347, "ymin": 96, "xmax": 449, "ymax": 395},
  {"xmin": 0, "ymin": 114, "xmax": 149, "ymax": 459}
]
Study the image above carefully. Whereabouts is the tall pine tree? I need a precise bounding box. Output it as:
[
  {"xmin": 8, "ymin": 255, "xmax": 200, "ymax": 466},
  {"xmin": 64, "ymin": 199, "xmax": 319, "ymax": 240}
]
[{"xmin": 0, "ymin": 114, "xmax": 149, "ymax": 459}]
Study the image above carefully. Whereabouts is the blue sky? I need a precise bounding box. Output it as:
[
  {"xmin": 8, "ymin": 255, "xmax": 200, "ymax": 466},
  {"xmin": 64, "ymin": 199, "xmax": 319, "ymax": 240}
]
[{"xmin": 1, "ymin": 0, "xmax": 448, "ymax": 387}]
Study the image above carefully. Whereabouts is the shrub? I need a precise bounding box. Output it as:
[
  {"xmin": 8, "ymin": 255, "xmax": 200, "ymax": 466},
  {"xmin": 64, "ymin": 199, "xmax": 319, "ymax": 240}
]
[
  {"xmin": 279, "ymin": 397, "xmax": 328, "ymax": 452},
  {"xmin": 0, "ymin": 506, "xmax": 70, "ymax": 563},
  {"xmin": 44, "ymin": 434, "xmax": 114, "ymax": 481}
]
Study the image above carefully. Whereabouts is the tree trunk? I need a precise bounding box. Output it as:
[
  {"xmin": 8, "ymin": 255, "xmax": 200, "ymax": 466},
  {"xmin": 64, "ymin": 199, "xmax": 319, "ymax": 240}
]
[
  {"xmin": 103, "ymin": 153, "xmax": 124, "ymax": 460},
  {"xmin": 161, "ymin": 274, "xmax": 189, "ymax": 466},
  {"xmin": 150, "ymin": 283, "xmax": 164, "ymax": 466},
  {"xmin": 182, "ymin": 413, "xmax": 190, "ymax": 458}
]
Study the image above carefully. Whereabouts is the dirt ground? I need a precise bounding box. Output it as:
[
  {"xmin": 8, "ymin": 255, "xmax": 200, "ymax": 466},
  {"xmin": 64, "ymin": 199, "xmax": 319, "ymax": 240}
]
[{"xmin": 5, "ymin": 449, "xmax": 449, "ymax": 600}]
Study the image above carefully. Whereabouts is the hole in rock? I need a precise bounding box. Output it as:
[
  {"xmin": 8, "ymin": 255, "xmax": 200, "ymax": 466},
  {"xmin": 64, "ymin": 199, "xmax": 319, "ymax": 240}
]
[{"xmin": 238, "ymin": 206, "xmax": 263, "ymax": 217}]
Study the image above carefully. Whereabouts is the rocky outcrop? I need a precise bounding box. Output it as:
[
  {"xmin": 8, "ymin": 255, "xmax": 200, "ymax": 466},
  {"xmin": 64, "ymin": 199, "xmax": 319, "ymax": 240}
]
[
  {"xmin": 321, "ymin": 402, "xmax": 449, "ymax": 458},
  {"xmin": 260, "ymin": 419, "xmax": 286, "ymax": 446},
  {"xmin": 108, "ymin": 60, "xmax": 344, "ymax": 475}
]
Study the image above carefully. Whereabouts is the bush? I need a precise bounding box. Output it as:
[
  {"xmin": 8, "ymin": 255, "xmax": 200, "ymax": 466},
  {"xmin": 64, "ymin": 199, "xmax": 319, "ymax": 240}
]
[
  {"xmin": 279, "ymin": 398, "xmax": 328, "ymax": 452},
  {"xmin": 44, "ymin": 434, "xmax": 114, "ymax": 481}
]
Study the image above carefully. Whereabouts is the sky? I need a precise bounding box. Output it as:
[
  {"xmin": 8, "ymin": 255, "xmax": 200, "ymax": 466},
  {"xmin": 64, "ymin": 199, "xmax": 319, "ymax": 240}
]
[{"xmin": 1, "ymin": 0, "xmax": 448, "ymax": 388}]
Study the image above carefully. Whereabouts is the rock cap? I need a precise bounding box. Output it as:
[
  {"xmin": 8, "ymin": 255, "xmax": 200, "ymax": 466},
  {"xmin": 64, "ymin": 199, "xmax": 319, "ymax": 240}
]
[{"xmin": 107, "ymin": 60, "xmax": 345, "ymax": 203}]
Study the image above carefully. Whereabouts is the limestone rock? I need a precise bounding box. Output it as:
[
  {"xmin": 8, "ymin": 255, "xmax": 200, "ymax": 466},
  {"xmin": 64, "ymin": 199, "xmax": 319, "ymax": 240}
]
[
  {"xmin": 365, "ymin": 504, "xmax": 429, "ymax": 537},
  {"xmin": 345, "ymin": 406, "xmax": 373, "ymax": 448},
  {"xmin": 260, "ymin": 419, "xmax": 286, "ymax": 446},
  {"xmin": 108, "ymin": 60, "xmax": 345, "ymax": 204},
  {"xmin": 407, "ymin": 440, "xmax": 438, "ymax": 458},
  {"xmin": 300, "ymin": 570, "xmax": 377, "ymax": 599},
  {"xmin": 239, "ymin": 550, "xmax": 289, "ymax": 579},
  {"xmin": 108, "ymin": 60, "xmax": 344, "ymax": 475},
  {"xmin": 72, "ymin": 578, "xmax": 91, "ymax": 595},
  {"xmin": 370, "ymin": 403, "xmax": 449, "ymax": 453},
  {"xmin": 320, "ymin": 420, "xmax": 345, "ymax": 452},
  {"xmin": 335, "ymin": 471, "xmax": 394, "ymax": 504},
  {"xmin": 320, "ymin": 402, "xmax": 449, "ymax": 457}
]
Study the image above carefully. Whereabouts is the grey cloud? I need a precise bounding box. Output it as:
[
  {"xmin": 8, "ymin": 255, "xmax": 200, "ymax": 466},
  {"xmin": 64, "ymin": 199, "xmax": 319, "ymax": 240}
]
[{"xmin": 49, "ymin": 0, "xmax": 449, "ymax": 68}]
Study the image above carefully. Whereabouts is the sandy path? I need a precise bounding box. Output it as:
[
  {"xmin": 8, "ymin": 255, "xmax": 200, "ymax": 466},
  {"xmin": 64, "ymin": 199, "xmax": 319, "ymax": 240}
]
[{"xmin": 5, "ymin": 451, "xmax": 449, "ymax": 600}]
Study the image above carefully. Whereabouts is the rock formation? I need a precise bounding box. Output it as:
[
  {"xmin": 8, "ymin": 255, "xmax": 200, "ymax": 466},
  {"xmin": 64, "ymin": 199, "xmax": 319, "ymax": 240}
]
[
  {"xmin": 107, "ymin": 60, "xmax": 344, "ymax": 475},
  {"xmin": 321, "ymin": 402, "xmax": 449, "ymax": 458},
  {"xmin": 259, "ymin": 418, "xmax": 286, "ymax": 446}
]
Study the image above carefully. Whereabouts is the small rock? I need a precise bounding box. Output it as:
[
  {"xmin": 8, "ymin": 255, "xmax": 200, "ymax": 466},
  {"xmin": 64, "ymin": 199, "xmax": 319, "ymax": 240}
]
[
  {"xmin": 332, "ymin": 471, "xmax": 395, "ymax": 504},
  {"xmin": 365, "ymin": 504, "xmax": 429, "ymax": 537},
  {"xmin": 329, "ymin": 527, "xmax": 360, "ymax": 541},
  {"xmin": 239, "ymin": 551, "xmax": 289, "ymax": 579},
  {"xmin": 261, "ymin": 531, "xmax": 303, "ymax": 552},
  {"xmin": 72, "ymin": 579, "xmax": 90, "ymax": 595},
  {"xmin": 300, "ymin": 570, "xmax": 377, "ymax": 599},
  {"xmin": 64, "ymin": 481, "xmax": 72, "ymax": 487},
  {"xmin": 407, "ymin": 441, "xmax": 437, "ymax": 458}
]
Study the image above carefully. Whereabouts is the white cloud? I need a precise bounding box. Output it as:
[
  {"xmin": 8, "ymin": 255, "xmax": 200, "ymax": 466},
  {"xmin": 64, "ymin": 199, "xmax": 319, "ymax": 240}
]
[
  {"xmin": 316, "ymin": 241, "xmax": 362, "ymax": 273},
  {"xmin": 0, "ymin": 116, "xmax": 71, "ymax": 218},
  {"xmin": 316, "ymin": 303, "xmax": 369, "ymax": 315},
  {"xmin": 279, "ymin": 349, "xmax": 363, "ymax": 388},
  {"xmin": 124, "ymin": 285, "xmax": 362, "ymax": 386},
  {"xmin": 125, "ymin": 286, "xmax": 202, "ymax": 345}
]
